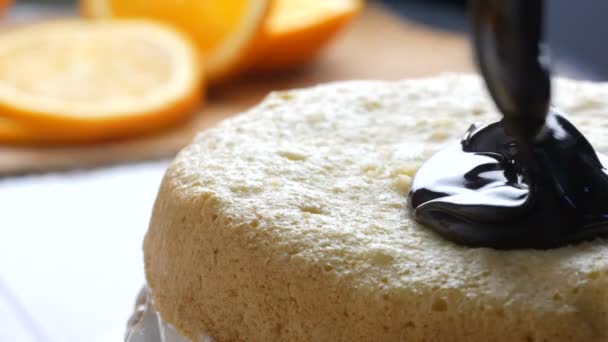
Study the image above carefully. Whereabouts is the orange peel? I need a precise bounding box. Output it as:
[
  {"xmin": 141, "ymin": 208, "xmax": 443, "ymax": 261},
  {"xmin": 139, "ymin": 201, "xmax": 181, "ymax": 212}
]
[{"xmin": 252, "ymin": 0, "xmax": 363, "ymax": 71}]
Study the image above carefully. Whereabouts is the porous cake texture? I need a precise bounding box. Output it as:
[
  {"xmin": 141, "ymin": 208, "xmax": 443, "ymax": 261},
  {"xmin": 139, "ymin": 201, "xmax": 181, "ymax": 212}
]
[{"xmin": 144, "ymin": 74, "xmax": 608, "ymax": 342}]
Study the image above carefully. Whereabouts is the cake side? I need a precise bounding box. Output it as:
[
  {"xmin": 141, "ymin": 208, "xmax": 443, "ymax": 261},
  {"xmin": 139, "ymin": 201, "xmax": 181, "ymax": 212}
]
[{"xmin": 145, "ymin": 74, "xmax": 608, "ymax": 341}]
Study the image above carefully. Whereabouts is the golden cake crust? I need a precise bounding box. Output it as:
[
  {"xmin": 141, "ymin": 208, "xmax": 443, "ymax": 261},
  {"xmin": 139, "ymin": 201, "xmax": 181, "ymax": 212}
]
[{"xmin": 144, "ymin": 74, "xmax": 608, "ymax": 342}]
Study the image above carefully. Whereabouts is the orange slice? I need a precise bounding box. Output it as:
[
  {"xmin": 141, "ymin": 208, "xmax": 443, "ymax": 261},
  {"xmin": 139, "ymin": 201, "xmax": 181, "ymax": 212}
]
[
  {"xmin": 81, "ymin": 0, "xmax": 270, "ymax": 82},
  {"xmin": 251, "ymin": 0, "xmax": 363, "ymax": 71},
  {"xmin": 0, "ymin": 20, "xmax": 204, "ymax": 144},
  {"xmin": 0, "ymin": 0, "xmax": 10, "ymax": 17}
]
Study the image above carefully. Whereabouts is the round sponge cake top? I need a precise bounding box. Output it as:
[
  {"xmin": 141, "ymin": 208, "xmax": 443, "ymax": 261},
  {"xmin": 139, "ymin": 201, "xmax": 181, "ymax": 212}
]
[{"xmin": 144, "ymin": 74, "xmax": 608, "ymax": 341}]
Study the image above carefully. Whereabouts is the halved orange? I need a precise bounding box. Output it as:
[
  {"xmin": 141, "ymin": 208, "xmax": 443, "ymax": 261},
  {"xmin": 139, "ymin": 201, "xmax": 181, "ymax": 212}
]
[
  {"xmin": 81, "ymin": 0, "xmax": 270, "ymax": 82},
  {"xmin": 0, "ymin": 20, "xmax": 204, "ymax": 144},
  {"xmin": 251, "ymin": 0, "xmax": 363, "ymax": 71}
]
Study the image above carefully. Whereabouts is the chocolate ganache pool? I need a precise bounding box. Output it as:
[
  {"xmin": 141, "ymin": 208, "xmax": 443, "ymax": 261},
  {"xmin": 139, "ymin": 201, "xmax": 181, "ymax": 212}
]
[{"xmin": 409, "ymin": 0, "xmax": 608, "ymax": 249}]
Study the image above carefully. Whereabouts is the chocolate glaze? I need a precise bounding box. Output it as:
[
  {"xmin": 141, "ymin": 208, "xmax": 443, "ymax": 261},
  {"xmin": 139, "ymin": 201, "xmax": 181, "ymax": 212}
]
[
  {"xmin": 408, "ymin": 0, "xmax": 608, "ymax": 249},
  {"xmin": 409, "ymin": 111, "xmax": 608, "ymax": 249}
]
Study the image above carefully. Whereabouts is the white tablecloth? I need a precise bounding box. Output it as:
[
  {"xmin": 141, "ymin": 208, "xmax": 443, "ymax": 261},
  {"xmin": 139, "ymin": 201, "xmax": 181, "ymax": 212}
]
[{"xmin": 0, "ymin": 162, "xmax": 169, "ymax": 342}]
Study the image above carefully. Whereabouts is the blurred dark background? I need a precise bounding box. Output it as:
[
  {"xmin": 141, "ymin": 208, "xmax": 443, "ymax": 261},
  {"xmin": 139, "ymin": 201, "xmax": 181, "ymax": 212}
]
[
  {"xmin": 11, "ymin": 0, "xmax": 608, "ymax": 80},
  {"xmin": 381, "ymin": 0, "xmax": 608, "ymax": 80}
]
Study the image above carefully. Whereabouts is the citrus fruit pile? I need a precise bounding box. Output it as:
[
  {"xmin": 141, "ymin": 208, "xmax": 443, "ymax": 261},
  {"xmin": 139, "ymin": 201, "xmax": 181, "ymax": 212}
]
[{"xmin": 0, "ymin": 0, "xmax": 361, "ymax": 145}]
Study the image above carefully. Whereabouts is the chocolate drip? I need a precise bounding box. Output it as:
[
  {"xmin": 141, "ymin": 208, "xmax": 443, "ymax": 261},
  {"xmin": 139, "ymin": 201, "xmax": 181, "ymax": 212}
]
[
  {"xmin": 408, "ymin": 0, "xmax": 608, "ymax": 249},
  {"xmin": 470, "ymin": 0, "xmax": 550, "ymax": 138}
]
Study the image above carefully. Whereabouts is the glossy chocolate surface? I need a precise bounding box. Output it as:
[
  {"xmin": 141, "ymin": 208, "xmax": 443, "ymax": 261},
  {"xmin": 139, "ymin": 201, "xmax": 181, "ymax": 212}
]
[
  {"xmin": 409, "ymin": 111, "xmax": 608, "ymax": 249},
  {"xmin": 408, "ymin": 0, "xmax": 608, "ymax": 249}
]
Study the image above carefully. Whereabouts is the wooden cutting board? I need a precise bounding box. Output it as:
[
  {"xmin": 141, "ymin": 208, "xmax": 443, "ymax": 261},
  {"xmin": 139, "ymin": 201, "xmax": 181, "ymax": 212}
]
[{"xmin": 0, "ymin": 4, "xmax": 472, "ymax": 175}]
